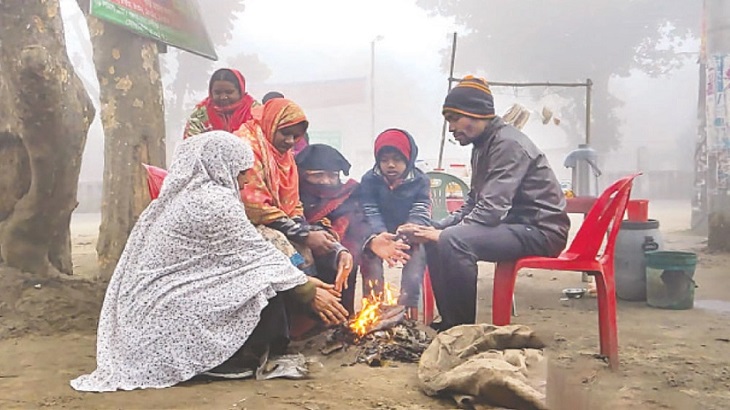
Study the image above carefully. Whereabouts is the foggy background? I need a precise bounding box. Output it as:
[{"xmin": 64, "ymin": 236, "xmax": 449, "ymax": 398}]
[{"xmin": 60, "ymin": 0, "xmax": 701, "ymax": 212}]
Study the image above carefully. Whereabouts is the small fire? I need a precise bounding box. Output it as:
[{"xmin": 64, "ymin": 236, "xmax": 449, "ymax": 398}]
[{"xmin": 349, "ymin": 281, "xmax": 398, "ymax": 337}]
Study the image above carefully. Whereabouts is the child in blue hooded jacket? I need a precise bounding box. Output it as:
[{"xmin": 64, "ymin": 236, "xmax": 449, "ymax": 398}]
[{"xmin": 360, "ymin": 128, "xmax": 430, "ymax": 319}]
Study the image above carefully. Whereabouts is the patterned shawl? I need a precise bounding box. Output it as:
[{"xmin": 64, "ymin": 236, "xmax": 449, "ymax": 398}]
[
  {"xmin": 70, "ymin": 131, "xmax": 306, "ymax": 392},
  {"xmin": 183, "ymin": 69, "xmax": 257, "ymax": 138},
  {"xmin": 236, "ymin": 98, "xmax": 307, "ymax": 224}
]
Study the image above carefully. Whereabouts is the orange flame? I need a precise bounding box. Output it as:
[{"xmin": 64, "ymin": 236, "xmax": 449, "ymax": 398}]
[{"xmin": 349, "ymin": 281, "xmax": 398, "ymax": 337}]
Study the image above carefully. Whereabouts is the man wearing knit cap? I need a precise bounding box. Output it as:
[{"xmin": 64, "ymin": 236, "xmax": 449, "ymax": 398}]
[{"xmin": 406, "ymin": 76, "xmax": 570, "ymax": 331}]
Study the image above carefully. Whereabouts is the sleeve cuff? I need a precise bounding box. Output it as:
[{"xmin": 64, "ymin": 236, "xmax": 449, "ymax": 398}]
[{"xmin": 289, "ymin": 280, "xmax": 316, "ymax": 305}]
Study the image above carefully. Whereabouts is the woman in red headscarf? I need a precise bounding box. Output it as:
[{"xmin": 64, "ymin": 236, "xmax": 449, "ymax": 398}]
[
  {"xmin": 183, "ymin": 68, "xmax": 258, "ymax": 139},
  {"xmin": 235, "ymin": 99, "xmax": 355, "ymax": 308}
]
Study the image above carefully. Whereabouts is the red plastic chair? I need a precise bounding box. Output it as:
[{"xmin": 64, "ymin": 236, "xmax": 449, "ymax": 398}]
[
  {"xmin": 492, "ymin": 174, "xmax": 639, "ymax": 370},
  {"xmin": 423, "ymin": 269, "xmax": 436, "ymax": 325},
  {"xmin": 143, "ymin": 163, "xmax": 167, "ymax": 200}
]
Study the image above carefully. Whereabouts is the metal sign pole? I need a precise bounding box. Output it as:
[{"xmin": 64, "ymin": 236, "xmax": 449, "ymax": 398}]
[{"xmin": 585, "ymin": 78, "xmax": 593, "ymax": 145}]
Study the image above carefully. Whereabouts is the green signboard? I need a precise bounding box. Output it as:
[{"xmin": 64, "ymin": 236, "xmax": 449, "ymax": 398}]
[{"xmin": 90, "ymin": 0, "xmax": 217, "ymax": 60}]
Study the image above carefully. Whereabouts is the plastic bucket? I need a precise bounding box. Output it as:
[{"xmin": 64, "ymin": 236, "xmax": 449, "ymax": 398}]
[
  {"xmin": 626, "ymin": 199, "xmax": 649, "ymax": 222},
  {"xmin": 645, "ymin": 251, "xmax": 697, "ymax": 310}
]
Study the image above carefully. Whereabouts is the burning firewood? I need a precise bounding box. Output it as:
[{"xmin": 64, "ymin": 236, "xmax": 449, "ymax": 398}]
[
  {"xmin": 368, "ymin": 305, "xmax": 406, "ymax": 334},
  {"xmin": 320, "ymin": 282, "xmax": 432, "ymax": 366},
  {"xmin": 349, "ymin": 281, "xmax": 399, "ymax": 337}
]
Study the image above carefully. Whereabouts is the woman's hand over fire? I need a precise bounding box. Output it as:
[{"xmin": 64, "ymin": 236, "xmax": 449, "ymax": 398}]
[
  {"xmin": 310, "ymin": 284, "xmax": 349, "ymax": 325},
  {"xmin": 334, "ymin": 251, "xmax": 353, "ymax": 292},
  {"xmin": 308, "ymin": 276, "xmax": 341, "ymax": 298},
  {"xmin": 306, "ymin": 230, "xmax": 338, "ymax": 256}
]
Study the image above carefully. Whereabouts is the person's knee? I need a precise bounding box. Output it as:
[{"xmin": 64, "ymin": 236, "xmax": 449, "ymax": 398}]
[
  {"xmin": 423, "ymin": 241, "xmax": 439, "ymax": 262},
  {"xmin": 437, "ymin": 227, "xmax": 469, "ymax": 255}
]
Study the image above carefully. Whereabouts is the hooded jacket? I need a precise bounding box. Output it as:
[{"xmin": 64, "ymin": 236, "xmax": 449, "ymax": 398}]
[{"xmin": 359, "ymin": 129, "xmax": 431, "ymax": 234}]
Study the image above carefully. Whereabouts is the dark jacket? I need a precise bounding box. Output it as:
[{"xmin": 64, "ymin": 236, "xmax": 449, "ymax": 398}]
[
  {"xmin": 299, "ymin": 181, "xmax": 371, "ymax": 263},
  {"xmin": 434, "ymin": 117, "xmax": 570, "ymax": 256},
  {"xmin": 360, "ymin": 131, "xmax": 431, "ymax": 234}
]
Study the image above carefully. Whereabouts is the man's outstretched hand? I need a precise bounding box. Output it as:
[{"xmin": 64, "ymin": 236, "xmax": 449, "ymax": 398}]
[{"xmin": 402, "ymin": 225, "xmax": 442, "ymax": 244}]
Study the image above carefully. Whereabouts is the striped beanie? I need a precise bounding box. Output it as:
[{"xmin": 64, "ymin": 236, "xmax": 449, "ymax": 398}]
[{"xmin": 442, "ymin": 75, "xmax": 495, "ymax": 119}]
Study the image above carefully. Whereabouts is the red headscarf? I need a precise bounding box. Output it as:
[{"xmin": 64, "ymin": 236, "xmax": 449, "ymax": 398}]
[
  {"xmin": 236, "ymin": 99, "xmax": 308, "ymax": 224},
  {"xmin": 191, "ymin": 69, "xmax": 256, "ymax": 136}
]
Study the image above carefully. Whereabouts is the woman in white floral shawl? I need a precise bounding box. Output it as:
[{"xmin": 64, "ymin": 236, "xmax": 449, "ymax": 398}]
[{"xmin": 71, "ymin": 131, "xmax": 347, "ymax": 392}]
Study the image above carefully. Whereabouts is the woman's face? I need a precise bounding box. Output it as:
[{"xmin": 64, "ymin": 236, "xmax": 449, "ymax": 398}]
[
  {"xmin": 211, "ymin": 80, "xmax": 241, "ymax": 107},
  {"xmin": 272, "ymin": 123, "xmax": 307, "ymax": 154},
  {"xmin": 237, "ymin": 169, "xmax": 251, "ymax": 188},
  {"xmin": 304, "ymin": 170, "xmax": 340, "ymax": 187}
]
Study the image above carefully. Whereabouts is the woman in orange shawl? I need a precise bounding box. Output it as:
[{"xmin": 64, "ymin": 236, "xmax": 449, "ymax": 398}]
[{"xmin": 236, "ymin": 99, "xmax": 354, "ymax": 296}]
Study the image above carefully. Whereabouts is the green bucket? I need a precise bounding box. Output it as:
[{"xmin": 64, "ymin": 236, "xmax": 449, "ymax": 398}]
[{"xmin": 644, "ymin": 251, "xmax": 697, "ymax": 310}]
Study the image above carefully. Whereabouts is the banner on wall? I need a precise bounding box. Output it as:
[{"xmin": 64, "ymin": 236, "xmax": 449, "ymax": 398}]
[{"xmin": 706, "ymin": 54, "xmax": 730, "ymax": 191}]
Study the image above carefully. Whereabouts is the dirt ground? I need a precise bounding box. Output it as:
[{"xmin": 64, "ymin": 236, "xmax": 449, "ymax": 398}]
[{"xmin": 1, "ymin": 201, "xmax": 729, "ymax": 409}]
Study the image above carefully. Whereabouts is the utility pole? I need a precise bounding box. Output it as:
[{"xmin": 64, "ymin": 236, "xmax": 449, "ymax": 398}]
[
  {"xmin": 370, "ymin": 39, "xmax": 375, "ymax": 142},
  {"xmin": 706, "ymin": 0, "xmax": 730, "ymax": 250},
  {"xmin": 370, "ymin": 35, "xmax": 383, "ymax": 142},
  {"xmin": 437, "ymin": 32, "xmax": 458, "ymax": 169}
]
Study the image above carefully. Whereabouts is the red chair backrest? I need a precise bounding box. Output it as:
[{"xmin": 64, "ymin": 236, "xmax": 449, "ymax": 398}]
[
  {"xmin": 565, "ymin": 174, "xmax": 640, "ymax": 261},
  {"xmin": 143, "ymin": 163, "xmax": 168, "ymax": 200}
]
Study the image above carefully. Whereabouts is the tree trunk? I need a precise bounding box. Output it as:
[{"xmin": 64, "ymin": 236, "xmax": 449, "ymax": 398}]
[
  {"xmin": 0, "ymin": 0, "xmax": 95, "ymax": 276},
  {"xmin": 78, "ymin": 5, "xmax": 167, "ymax": 277}
]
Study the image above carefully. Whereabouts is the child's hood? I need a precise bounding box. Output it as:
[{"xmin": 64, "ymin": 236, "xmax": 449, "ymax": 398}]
[{"xmin": 372, "ymin": 128, "xmax": 419, "ymax": 172}]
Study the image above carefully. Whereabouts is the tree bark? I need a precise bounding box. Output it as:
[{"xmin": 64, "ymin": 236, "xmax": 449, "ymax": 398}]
[
  {"xmin": 0, "ymin": 0, "xmax": 95, "ymax": 276},
  {"xmin": 78, "ymin": 5, "xmax": 167, "ymax": 277}
]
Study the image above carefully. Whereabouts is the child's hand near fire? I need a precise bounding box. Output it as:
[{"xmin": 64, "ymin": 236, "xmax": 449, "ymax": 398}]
[{"xmin": 368, "ymin": 232, "xmax": 411, "ymax": 267}]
